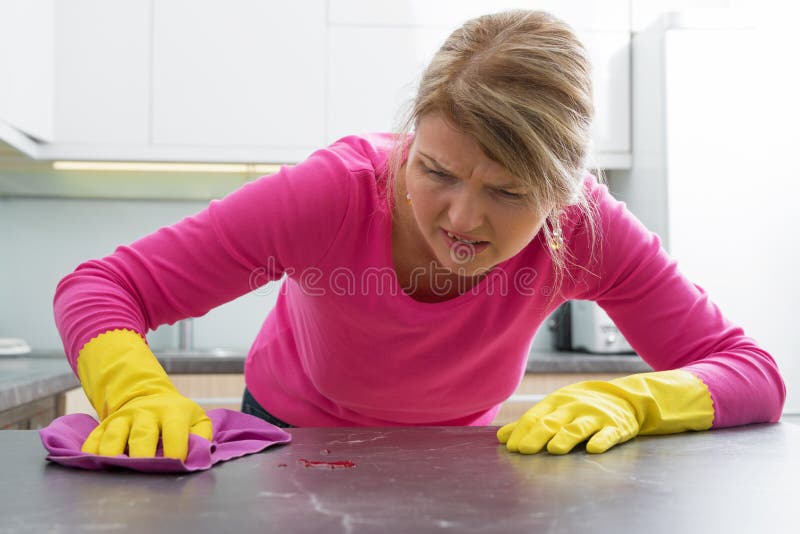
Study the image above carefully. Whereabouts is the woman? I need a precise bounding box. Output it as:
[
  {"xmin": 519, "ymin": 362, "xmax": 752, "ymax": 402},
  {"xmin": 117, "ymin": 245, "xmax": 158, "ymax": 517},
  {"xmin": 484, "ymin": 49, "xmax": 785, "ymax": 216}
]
[{"xmin": 54, "ymin": 10, "xmax": 785, "ymax": 461}]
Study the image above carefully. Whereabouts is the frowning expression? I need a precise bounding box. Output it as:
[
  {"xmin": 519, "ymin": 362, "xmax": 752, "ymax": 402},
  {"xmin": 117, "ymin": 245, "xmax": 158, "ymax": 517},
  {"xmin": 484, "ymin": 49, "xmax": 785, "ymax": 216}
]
[{"xmin": 402, "ymin": 113, "xmax": 549, "ymax": 276}]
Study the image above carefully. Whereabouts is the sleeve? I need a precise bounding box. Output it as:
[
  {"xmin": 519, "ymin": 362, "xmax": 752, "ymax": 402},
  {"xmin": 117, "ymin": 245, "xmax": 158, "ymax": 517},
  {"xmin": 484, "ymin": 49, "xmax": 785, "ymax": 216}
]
[
  {"xmin": 567, "ymin": 176, "xmax": 786, "ymax": 428},
  {"xmin": 53, "ymin": 146, "xmax": 355, "ymax": 372}
]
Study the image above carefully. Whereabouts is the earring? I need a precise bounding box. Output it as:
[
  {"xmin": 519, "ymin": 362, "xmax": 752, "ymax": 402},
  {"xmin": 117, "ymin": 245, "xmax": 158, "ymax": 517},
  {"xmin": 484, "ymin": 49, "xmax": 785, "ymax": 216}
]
[
  {"xmin": 405, "ymin": 193, "xmax": 412, "ymax": 205},
  {"xmin": 549, "ymin": 214, "xmax": 564, "ymax": 251}
]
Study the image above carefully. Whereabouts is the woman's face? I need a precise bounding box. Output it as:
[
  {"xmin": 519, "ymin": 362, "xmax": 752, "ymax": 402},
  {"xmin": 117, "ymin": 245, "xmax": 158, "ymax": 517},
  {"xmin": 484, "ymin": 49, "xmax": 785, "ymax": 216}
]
[{"xmin": 402, "ymin": 112, "xmax": 548, "ymax": 277}]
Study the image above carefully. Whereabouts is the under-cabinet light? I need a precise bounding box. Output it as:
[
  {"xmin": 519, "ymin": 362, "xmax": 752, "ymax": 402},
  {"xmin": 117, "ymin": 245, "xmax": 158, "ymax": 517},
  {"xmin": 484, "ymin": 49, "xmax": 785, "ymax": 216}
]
[{"xmin": 52, "ymin": 161, "xmax": 282, "ymax": 174}]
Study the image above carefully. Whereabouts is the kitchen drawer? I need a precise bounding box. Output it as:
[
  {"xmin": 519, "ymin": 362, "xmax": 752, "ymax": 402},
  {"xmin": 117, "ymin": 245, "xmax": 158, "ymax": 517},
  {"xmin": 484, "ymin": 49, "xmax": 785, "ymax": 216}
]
[
  {"xmin": 170, "ymin": 374, "xmax": 246, "ymax": 411},
  {"xmin": 0, "ymin": 396, "xmax": 60, "ymax": 430},
  {"xmin": 490, "ymin": 372, "xmax": 630, "ymax": 426},
  {"xmin": 63, "ymin": 374, "xmax": 246, "ymax": 417},
  {"xmin": 65, "ymin": 372, "xmax": 633, "ymax": 427}
]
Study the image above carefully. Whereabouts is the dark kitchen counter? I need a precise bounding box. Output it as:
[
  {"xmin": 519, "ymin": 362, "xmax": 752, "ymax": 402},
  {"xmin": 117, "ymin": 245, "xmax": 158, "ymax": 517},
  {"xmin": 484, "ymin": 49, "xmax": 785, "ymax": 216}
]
[{"xmin": 0, "ymin": 423, "xmax": 797, "ymax": 533}]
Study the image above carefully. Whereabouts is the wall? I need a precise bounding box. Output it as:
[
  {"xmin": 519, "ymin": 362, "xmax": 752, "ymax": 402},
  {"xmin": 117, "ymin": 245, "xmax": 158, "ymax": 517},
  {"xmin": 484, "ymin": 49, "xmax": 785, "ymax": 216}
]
[{"xmin": 0, "ymin": 186, "xmax": 282, "ymax": 352}]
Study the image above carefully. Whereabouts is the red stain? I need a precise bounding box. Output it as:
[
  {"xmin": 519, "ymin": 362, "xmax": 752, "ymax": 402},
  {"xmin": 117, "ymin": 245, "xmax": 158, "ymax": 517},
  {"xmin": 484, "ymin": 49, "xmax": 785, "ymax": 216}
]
[{"xmin": 298, "ymin": 458, "xmax": 356, "ymax": 470}]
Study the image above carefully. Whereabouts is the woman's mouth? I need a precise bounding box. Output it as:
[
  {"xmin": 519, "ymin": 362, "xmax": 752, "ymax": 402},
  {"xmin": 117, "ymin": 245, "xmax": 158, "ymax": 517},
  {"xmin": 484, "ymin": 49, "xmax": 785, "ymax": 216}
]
[{"xmin": 441, "ymin": 229, "xmax": 490, "ymax": 257}]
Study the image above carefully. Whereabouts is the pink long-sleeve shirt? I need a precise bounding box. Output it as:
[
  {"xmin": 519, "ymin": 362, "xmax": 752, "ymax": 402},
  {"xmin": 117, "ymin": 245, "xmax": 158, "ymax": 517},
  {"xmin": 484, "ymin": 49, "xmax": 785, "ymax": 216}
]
[{"xmin": 54, "ymin": 133, "xmax": 785, "ymax": 427}]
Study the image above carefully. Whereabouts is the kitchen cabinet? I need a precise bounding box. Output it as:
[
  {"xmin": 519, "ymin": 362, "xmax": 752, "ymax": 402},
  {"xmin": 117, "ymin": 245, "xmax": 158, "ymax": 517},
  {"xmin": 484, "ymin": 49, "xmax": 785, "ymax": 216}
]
[
  {"xmin": 0, "ymin": 357, "xmax": 77, "ymax": 430},
  {"xmin": 0, "ymin": 0, "xmax": 54, "ymax": 142},
  {"xmin": 0, "ymin": 0, "xmax": 149, "ymax": 149},
  {"xmin": 326, "ymin": 25, "xmax": 451, "ymax": 147},
  {"xmin": 63, "ymin": 374, "xmax": 246, "ymax": 417},
  {"xmin": 52, "ymin": 0, "xmax": 150, "ymax": 146},
  {"xmin": 492, "ymin": 372, "xmax": 628, "ymax": 425},
  {"xmin": 327, "ymin": 0, "xmax": 631, "ymax": 168},
  {"xmin": 0, "ymin": 396, "xmax": 65, "ymax": 430},
  {"xmin": 1, "ymin": 0, "xmax": 631, "ymax": 167},
  {"xmin": 328, "ymin": 0, "xmax": 630, "ymax": 30},
  {"xmin": 151, "ymin": 0, "xmax": 326, "ymax": 160},
  {"xmin": 169, "ymin": 374, "xmax": 246, "ymax": 411},
  {"xmin": 1, "ymin": 0, "xmax": 325, "ymax": 163},
  {"xmin": 64, "ymin": 372, "xmax": 631, "ymax": 425}
]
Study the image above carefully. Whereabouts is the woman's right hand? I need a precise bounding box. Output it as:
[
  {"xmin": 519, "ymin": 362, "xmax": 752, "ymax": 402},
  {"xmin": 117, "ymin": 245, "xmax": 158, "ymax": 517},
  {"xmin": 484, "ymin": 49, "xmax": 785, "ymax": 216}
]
[
  {"xmin": 81, "ymin": 391, "xmax": 212, "ymax": 460},
  {"xmin": 76, "ymin": 329, "xmax": 212, "ymax": 461}
]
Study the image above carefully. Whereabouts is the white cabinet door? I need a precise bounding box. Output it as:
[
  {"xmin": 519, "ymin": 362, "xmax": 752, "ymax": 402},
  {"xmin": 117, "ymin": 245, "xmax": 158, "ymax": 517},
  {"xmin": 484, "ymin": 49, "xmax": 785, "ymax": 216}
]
[
  {"xmin": 326, "ymin": 25, "xmax": 451, "ymax": 142},
  {"xmin": 327, "ymin": 26, "xmax": 629, "ymax": 161},
  {"xmin": 329, "ymin": 0, "xmax": 629, "ymax": 31},
  {"xmin": 584, "ymin": 32, "xmax": 630, "ymax": 155},
  {"xmin": 0, "ymin": 0, "xmax": 54, "ymax": 142},
  {"xmin": 53, "ymin": 0, "xmax": 150, "ymax": 145},
  {"xmin": 152, "ymin": 0, "xmax": 326, "ymax": 153}
]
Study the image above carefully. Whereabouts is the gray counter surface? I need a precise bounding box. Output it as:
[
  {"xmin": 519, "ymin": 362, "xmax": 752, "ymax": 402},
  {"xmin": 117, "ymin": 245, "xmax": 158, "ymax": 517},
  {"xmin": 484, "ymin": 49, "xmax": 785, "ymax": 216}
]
[
  {"xmin": 526, "ymin": 350, "xmax": 651, "ymax": 373},
  {"xmin": 1, "ymin": 423, "xmax": 796, "ymax": 533},
  {"xmin": 0, "ymin": 350, "xmax": 649, "ymax": 414}
]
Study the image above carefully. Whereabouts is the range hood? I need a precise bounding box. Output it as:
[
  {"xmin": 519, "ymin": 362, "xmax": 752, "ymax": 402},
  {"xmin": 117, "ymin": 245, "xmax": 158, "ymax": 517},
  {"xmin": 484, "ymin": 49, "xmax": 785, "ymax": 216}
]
[
  {"xmin": 0, "ymin": 119, "xmax": 287, "ymax": 175},
  {"xmin": 0, "ymin": 122, "xmax": 281, "ymax": 201},
  {"xmin": 0, "ymin": 121, "xmax": 40, "ymax": 162}
]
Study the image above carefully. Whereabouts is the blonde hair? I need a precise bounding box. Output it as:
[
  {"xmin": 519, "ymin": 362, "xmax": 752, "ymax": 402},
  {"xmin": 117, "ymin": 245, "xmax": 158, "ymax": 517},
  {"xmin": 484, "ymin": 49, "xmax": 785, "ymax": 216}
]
[{"xmin": 386, "ymin": 10, "xmax": 603, "ymax": 300}]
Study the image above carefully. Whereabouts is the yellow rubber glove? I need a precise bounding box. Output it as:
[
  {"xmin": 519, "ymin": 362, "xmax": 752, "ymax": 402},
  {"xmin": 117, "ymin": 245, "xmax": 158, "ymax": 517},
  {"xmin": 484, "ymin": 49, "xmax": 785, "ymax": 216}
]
[
  {"xmin": 497, "ymin": 370, "xmax": 714, "ymax": 455},
  {"xmin": 77, "ymin": 329, "xmax": 213, "ymax": 461}
]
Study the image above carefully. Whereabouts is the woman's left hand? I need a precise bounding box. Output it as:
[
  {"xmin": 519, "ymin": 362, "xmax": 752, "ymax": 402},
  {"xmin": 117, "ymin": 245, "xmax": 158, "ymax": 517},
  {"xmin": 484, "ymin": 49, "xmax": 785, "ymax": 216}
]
[{"xmin": 497, "ymin": 370, "xmax": 715, "ymax": 454}]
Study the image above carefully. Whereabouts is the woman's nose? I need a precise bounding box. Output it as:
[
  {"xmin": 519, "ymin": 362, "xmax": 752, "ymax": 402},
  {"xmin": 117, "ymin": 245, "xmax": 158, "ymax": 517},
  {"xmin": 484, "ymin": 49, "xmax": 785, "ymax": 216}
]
[{"xmin": 447, "ymin": 190, "xmax": 484, "ymax": 233}]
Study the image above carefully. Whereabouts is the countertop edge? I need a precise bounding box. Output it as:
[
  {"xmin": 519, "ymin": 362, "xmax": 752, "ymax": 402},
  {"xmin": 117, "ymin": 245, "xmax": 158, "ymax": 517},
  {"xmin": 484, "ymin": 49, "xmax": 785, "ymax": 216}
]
[{"xmin": 0, "ymin": 362, "xmax": 79, "ymax": 413}]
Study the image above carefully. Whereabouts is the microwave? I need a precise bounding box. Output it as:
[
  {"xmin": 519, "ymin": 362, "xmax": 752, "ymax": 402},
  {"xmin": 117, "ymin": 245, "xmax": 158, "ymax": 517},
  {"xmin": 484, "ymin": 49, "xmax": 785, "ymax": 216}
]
[{"xmin": 551, "ymin": 301, "xmax": 635, "ymax": 354}]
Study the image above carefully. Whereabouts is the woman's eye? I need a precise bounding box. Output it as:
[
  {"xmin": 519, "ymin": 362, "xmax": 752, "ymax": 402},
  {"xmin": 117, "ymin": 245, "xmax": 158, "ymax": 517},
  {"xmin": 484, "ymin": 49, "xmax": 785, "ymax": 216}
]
[
  {"xmin": 497, "ymin": 189, "xmax": 524, "ymax": 199},
  {"xmin": 425, "ymin": 167, "xmax": 450, "ymax": 179}
]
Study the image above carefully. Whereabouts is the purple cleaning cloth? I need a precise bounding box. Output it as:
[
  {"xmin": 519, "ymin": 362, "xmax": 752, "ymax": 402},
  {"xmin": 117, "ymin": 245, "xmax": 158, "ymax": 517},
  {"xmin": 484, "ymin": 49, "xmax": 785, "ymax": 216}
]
[{"xmin": 38, "ymin": 409, "xmax": 292, "ymax": 473}]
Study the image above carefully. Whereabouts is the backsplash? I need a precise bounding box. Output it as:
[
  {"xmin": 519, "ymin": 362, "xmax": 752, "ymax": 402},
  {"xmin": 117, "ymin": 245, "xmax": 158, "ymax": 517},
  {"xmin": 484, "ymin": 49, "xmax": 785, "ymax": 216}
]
[{"xmin": 0, "ymin": 194, "xmax": 280, "ymax": 352}]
